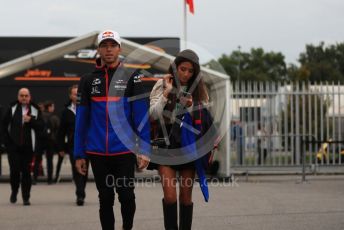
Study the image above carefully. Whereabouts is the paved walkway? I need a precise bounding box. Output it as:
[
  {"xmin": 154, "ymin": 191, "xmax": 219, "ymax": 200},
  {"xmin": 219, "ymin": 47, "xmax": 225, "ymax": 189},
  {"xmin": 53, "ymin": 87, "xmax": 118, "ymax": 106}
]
[{"xmin": 1, "ymin": 174, "xmax": 344, "ymax": 230}]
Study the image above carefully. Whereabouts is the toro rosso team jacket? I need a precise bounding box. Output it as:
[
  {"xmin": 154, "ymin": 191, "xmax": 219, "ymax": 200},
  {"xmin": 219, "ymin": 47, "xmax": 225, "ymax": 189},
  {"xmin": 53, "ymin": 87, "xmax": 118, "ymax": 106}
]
[{"xmin": 74, "ymin": 60, "xmax": 151, "ymax": 159}]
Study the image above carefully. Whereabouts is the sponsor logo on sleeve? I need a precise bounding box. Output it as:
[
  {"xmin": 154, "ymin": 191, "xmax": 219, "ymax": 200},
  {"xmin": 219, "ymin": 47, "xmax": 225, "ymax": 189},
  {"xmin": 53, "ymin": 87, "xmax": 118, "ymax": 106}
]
[{"xmin": 133, "ymin": 74, "xmax": 143, "ymax": 83}]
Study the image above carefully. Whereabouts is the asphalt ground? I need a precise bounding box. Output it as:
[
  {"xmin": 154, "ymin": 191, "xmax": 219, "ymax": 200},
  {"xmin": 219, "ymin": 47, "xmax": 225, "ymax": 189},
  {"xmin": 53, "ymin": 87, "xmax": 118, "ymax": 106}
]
[{"xmin": 1, "ymin": 172, "xmax": 344, "ymax": 230}]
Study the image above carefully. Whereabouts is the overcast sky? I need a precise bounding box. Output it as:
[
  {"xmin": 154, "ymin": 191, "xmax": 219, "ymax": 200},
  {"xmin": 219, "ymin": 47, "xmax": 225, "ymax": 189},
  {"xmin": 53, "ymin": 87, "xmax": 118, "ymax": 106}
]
[{"xmin": 1, "ymin": 0, "xmax": 343, "ymax": 65}]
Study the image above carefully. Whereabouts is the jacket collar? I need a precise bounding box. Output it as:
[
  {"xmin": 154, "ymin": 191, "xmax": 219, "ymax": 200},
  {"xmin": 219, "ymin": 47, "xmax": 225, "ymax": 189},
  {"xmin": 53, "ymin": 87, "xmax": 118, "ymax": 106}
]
[{"xmin": 95, "ymin": 58, "xmax": 121, "ymax": 70}]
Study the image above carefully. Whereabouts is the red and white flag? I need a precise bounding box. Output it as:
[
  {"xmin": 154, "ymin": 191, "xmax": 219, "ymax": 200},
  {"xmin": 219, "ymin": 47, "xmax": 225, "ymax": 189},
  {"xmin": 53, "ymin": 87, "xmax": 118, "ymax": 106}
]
[{"xmin": 186, "ymin": 0, "xmax": 194, "ymax": 14}]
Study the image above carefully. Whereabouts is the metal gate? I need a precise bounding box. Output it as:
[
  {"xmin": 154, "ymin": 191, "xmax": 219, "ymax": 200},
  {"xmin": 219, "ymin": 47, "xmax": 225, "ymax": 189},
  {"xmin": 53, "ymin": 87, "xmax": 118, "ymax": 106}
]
[{"xmin": 230, "ymin": 81, "xmax": 344, "ymax": 172}]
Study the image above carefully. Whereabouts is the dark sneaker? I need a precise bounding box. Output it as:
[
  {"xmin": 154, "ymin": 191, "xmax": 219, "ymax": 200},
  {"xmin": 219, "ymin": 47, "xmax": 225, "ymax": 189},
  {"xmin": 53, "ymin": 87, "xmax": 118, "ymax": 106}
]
[
  {"xmin": 23, "ymin": 200, "xmax": 31, "ymax": 206},
  {"xmin": 10, "ymin": 192, "xmax": 17, "ymax": 204},
  {"xmin": 76, "ymin": 197, "xmax": 84, "ymax": 206}
]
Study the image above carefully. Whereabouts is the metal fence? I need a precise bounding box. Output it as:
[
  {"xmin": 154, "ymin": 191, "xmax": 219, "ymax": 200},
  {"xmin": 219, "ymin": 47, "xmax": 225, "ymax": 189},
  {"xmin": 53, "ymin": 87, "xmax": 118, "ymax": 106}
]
[{"xmin": 230, "ymin": 81, "xmax": 344, "ymax": 172}]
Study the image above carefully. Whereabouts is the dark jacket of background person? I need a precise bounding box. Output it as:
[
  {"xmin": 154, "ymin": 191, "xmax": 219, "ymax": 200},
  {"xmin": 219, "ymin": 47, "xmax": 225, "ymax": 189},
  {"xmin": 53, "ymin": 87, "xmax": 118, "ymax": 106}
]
[
  {"xmin": 41, "ymin": 110, "xmax": 60, "ymax": 152},
  {"xmin": 57, "ymin": 101, "xmax": 75, "ymax": 153},
  {"xmin": 55, "ymin": 99, "xmax": 88, "ymax": 203},
  {"xmin": 32, "ymin": 103, "xmax": 60, "ymax": 184},
  {"xmin": 3, "ymin": 101, "xmax": 44, "ymax": 153}
]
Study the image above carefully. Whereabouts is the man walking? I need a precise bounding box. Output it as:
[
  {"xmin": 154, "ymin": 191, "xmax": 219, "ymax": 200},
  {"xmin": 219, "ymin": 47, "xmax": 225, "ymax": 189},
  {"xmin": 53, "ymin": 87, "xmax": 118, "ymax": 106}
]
[
  {"xmin": 56, "ymin": 84, "xmax": 89, "ymax": 205},
  {"xmin": 3, "ymin": 88, "xmax": 44, "ymax": 205},
  {"xmin": 74, "ymin": 30, "xmax": 150, "ymax": 230}
]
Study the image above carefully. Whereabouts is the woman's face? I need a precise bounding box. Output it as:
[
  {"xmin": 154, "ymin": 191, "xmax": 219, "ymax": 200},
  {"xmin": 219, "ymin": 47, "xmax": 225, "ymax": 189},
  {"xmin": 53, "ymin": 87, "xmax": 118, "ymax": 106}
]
[{"xmin": 177, "ymin": 61, "xmax": 194, "ymax": 85}]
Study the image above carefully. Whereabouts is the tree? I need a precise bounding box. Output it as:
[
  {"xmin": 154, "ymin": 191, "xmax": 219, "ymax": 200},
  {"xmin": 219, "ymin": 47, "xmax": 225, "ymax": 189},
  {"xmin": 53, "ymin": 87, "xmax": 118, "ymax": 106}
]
[
  {"xmin": 215, "ymin": 48, "xmax": 287, "ymax": 81},
  {"xmin": 296, "ymin": 42, "xmax": 344, "ymax": 82},
  {"xmin": 210, "ymin": 42, "xmax": 344, "ymax": 82},
  {"xmin": 287, "ymin": 64, "xmax": 310, "ymax": 82}
]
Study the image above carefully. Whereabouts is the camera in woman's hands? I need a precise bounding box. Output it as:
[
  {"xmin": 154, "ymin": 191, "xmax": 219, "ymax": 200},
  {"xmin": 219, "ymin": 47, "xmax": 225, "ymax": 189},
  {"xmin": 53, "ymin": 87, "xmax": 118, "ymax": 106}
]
[{"xmin": 182, "ymin": 91, "xmax": 192, "ymax": 99}]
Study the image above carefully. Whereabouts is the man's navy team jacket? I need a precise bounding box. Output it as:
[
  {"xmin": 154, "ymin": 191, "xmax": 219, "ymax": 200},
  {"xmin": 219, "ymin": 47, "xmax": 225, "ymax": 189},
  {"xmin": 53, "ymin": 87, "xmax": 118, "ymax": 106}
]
[{"xmin": 74, "ymin": 60, "xmax": 151, "ymax": 159}]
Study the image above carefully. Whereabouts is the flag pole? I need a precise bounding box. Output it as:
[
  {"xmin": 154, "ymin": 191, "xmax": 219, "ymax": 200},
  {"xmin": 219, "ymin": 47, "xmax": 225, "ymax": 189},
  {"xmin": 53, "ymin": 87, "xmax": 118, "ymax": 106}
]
[{"xmin": 182, "ymin": 0, "xmax": 187, "ymax": 50}]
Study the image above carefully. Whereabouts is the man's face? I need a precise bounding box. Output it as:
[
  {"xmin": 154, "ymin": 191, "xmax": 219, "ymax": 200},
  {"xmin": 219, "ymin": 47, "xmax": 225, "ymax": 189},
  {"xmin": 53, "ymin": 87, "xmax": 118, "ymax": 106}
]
[
  {"xmin": 47, "ymin": 104, "xmax": 55, "ymax": 113},
  {"xmin": 97, "ymin": 40, "xmax": 121, "ymax": 66},
  {"xmin": 70, "ymin": 87, "xmax": 78, "ymax": 104},
  {"xmin": 17, "ymin": 88, "xmax": 31, "ymax": 105}
]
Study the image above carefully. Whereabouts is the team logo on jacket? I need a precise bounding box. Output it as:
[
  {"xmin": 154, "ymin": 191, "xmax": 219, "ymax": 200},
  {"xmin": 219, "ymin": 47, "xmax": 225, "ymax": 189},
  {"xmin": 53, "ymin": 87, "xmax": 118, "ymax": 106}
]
[
  {"xmin": 114, "ymin": 79, "xmax": 127, "ymax": 91},
  {"xmin": 133, "ymin": 74, "xmax": 143, "ymax": 83},
  {"xmin": 91, "ymin": 86, "xmax": 101, "ymax": 94},
  {"xmin": 92, "ymin": 78, "xmax": 101, "ymax": 85}
]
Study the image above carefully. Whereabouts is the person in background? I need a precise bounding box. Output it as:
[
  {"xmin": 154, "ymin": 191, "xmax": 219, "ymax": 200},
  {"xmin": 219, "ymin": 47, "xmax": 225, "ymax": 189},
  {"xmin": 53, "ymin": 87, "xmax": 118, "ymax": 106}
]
[
  {"xmin": 33, "ymin": 100, "xmax": 59, "ymax": 184},
  {"xmin": 56, "ymin": 84, "xmax": 89, "ymax": 206},
  {"xmin": 2, "ymin": 88, "xmax": 44, "ymax": 205},
  {"xmin": 232, "ymin": 121, "xmax": 245, "ymax": 165},
  {"xmin": 37, "ymin": 102, "xmax": 44, "ymax": 113},
  {"xmin": 257, "ymin": 123, "xmax": 267, "ymax": 165}
]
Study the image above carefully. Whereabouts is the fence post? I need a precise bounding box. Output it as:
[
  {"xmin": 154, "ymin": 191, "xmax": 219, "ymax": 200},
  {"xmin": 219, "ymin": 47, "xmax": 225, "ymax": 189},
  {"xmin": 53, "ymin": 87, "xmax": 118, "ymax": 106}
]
[{"xmin": 302, "ymin": 136, "xmax": 307, "ymax": 182}]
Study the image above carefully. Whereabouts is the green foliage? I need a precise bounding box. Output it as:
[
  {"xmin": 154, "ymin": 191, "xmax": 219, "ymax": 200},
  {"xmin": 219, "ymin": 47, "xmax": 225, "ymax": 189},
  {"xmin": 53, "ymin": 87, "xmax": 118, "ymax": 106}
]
[
  {"xmin": 216, "ymin": 48, "xmax": 287, "ymax": 82},
  {"xmin": 210, "ymin": 41, "xmax": 344, "ymax": 82},
  {"xmin": 297, "ymin": 42, "xmax": 344, "ymax": 82}
]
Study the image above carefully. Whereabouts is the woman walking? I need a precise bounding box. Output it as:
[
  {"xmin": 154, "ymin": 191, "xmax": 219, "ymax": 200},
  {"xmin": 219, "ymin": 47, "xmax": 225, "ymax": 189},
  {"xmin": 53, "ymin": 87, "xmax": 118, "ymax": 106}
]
[{"xmin": 149, "ymin": 49, "xmax": 216, "ymax": 229}]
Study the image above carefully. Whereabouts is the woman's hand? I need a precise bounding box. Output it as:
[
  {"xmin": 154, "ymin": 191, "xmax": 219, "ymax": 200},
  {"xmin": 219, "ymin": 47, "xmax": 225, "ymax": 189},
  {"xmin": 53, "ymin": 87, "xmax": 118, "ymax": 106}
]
[
  {"xmin": 163, "ymin": 74, "xmax": 173, "ymax": 98},
  {"xmin": 180, "ymin": 95, "xmax": 193, "ymax": 108}
]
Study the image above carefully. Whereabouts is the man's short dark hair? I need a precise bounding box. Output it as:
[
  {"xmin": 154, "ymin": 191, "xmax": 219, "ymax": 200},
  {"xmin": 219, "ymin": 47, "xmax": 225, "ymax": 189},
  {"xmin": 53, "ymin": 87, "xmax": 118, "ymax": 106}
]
[{"xmin": 68, "ymin": 84, "xmax": 78, "ymax": 95}]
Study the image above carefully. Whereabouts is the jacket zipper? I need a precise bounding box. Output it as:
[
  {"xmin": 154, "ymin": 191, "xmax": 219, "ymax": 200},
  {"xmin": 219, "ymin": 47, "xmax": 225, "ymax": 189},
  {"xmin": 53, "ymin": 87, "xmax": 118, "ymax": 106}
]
[{"xmin": 105, "ymin": 68, "xmax": 109, "ymax": 155}]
